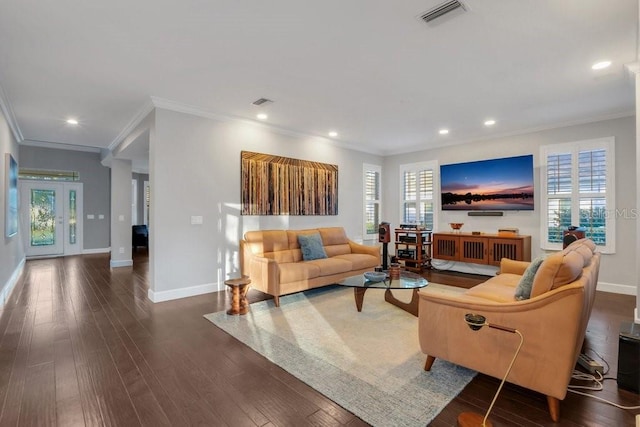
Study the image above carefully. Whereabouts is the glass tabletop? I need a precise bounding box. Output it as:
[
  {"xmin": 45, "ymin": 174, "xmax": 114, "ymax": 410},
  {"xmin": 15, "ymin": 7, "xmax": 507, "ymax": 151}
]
[{"xmin": 337, "ymin": 271, "xmax": 428, "ymax": 290}]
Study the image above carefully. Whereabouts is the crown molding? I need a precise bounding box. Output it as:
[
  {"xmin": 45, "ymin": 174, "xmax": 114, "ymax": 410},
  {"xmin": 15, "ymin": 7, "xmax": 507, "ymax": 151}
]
[
  {"xmin": 149, "ymin": 96, "xmax": 384, "ymax": 156},
  {"xmin": 382, "ymin": 109, "xmax": 636, "ymax": 156},
  {"xmin": 625, "ymin": 61, "xmax": 640, "ymax": 75},
  {"xmin": 20, "ymin": 138, "xmax": 102, "ymax": 153},
  {"xmin": 108, "ymin": 98, "xmax": 155, "ymax": 151},
  {"xmin": 0, "ymin": 82, "xmax": 24, "ymax": 142}
]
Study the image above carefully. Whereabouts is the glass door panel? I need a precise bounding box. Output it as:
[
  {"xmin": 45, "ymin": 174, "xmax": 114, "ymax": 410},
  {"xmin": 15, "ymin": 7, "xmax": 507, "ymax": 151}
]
[
  {"xmin": 30, "ymin": 189, "xmax": 57, "ymax": 246},
  {"xmin": 63, "ymin": 183, "xmax": 83, "ymax": 255},
  {"xmin": 21, "ymin": 182, "xmax": 64, "ymax": 256}
]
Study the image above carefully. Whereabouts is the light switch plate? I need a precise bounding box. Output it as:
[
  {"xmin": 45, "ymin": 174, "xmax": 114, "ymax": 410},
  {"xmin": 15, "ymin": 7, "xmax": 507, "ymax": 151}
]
[{"xmin": 191, "ymin": 215, "xmax": 203, "ymax": 225}]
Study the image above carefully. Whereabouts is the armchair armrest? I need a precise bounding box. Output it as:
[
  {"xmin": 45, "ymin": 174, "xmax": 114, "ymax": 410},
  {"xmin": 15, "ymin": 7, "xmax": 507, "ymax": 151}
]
[
  {"xmin": 499, "ymin": 258, "xmax": 530, "ymax": 275},
  {"xmin": 348, "ymin": 240, "xmax": 380, "ymax": 258}
]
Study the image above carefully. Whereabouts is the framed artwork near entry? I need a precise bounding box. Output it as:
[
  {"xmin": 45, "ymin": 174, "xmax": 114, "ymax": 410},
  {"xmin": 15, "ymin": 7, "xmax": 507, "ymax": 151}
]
[{"xmin": 5, "ymin": 153, "xmax": 18, "ymax": 237}]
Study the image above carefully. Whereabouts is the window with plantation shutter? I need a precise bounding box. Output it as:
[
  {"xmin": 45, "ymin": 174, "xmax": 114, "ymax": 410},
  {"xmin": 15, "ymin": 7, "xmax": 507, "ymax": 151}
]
[
  {"xmin": 540, "ymin": 137, "xmax": 615, "ymax": 253},
  {"xmin": 400, "ymin": 161, "xmax": 438, "ymax": 230},
  {"xmin": 363, "ymin": 164, "xmax": 381, "ymax": 238}
]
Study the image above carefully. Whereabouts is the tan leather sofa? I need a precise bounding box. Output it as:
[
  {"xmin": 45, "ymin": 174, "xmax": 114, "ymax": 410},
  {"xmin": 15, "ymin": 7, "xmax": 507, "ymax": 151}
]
[
  {"xmin": 417, "ymin": 238, "xmax": 600, "ymax": 422},
  {"xmin": 240, "ymin": 227, "xmax": 379, "ymax": 306}
]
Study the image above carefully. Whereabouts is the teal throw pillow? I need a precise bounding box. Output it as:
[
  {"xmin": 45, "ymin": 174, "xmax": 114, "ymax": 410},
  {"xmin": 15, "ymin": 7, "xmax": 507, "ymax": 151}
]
[
  {"xmin": 298, "ymin": 233, "xmax": 328, "ymax": 261},
  {"xmin": 514, "ymin": 255, "xmax": 546, "ymax": 300}
]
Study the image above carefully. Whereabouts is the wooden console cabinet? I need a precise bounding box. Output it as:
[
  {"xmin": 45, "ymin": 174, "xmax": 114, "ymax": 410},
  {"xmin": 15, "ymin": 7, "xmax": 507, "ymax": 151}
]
[
  {"xmin": 394, "ymin": 228, "xmax": 432, "ymax": 273},
  {"xmin": 432, "ymin": 232, "xmax": 531, "ymax": 266}
]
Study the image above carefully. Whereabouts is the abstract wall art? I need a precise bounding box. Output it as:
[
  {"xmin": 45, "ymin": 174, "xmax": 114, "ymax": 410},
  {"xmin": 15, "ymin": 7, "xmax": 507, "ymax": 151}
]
[{"xmin": 241, "ymin": 151, "xmax": 338, "ymax": 215}]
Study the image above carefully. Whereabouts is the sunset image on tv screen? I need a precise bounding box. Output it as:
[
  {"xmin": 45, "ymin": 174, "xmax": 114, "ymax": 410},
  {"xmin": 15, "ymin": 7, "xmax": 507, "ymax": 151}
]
[{"xmin": 440, "ymin": 155, "xmax": 534, "ymax": 210}]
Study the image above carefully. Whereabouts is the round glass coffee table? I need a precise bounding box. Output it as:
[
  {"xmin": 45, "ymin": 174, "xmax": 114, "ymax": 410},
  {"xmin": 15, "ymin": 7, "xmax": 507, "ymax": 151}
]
[{"xmin": 337, "ymin": 271, "xmax": 428, "ymax": 316}]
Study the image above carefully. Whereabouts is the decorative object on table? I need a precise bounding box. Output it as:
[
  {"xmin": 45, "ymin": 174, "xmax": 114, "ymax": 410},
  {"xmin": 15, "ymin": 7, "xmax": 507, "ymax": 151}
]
[
  {"xmin": 449, "ymin": 222, "xmax": 464, "ymax": 232},
  {"xmin": 389, "ymin": 262, "xmax": 401, "ymax": 280},
  {"xmin": 457, "ymin": 313, "xmax": 524, "ymax": 427},
  {"xmin": 224, "ymin": 276, "xmax": 252, "ymax": 315},
  {"xmin": 241, "ymin": 151, "xmax": 338, "ymax": 215},
  {"xmin": 5, "ymin": 153, "xmax": 18, "ymax": 238},
  {"xmin": 363, "ymin": 271, "xmax": 387, "ymax": 282}
]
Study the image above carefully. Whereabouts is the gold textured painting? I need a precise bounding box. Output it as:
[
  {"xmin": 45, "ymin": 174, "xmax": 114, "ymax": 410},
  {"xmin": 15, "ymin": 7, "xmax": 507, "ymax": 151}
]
[{"xmin": 241, "ymin": 151, "xmax": 338, "ymax": 215}]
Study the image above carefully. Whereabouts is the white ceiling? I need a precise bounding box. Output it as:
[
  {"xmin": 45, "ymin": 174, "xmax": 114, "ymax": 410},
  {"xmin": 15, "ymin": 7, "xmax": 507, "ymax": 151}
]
[{"xmin": 0, "ymin": 0, "xmax": 637, "ymax": 161}]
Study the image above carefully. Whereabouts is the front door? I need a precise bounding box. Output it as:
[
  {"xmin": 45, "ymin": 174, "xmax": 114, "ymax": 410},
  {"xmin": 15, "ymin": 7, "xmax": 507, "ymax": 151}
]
[{"xmin": 20, "ymin": 181, "xmax": 83, "ymax": 257}]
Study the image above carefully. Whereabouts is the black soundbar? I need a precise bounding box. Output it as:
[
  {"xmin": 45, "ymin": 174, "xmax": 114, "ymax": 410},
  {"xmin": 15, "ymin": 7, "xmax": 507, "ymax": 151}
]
[{"xmin": 467, "ymin": 211, "xmax": 504, "ymax": 216}]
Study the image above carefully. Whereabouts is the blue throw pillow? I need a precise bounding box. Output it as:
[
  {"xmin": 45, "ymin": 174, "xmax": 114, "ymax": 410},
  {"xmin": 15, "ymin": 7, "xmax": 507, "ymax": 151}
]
[
  {"xmin": 514, "ymin": 255, "xmax": 546, "ymax": 300},
  {"xmin": 298, "ymin": 233, "xmax": 328, "ymax": 261}
]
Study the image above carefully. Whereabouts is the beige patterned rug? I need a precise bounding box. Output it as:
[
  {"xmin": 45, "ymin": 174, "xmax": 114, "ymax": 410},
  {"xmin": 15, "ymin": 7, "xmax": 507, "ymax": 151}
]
[{"xmin": 204, "ymin": 284, "xmax": 474, "ymax": 427}]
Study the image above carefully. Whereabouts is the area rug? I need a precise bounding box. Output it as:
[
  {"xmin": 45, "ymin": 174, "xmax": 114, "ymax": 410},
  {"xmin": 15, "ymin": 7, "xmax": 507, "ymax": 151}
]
[{"xmin": 204, "ymin": 284, "xmax": 476, "ymax": 427}]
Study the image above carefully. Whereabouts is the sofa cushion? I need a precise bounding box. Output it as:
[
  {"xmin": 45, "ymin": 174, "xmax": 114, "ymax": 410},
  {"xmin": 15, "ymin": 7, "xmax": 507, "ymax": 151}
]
[
  {"xmin": 279, "ymin": 262, "xmax": 321, "ymax": 283},
  {"xmin": 464, "ymin": 274, "xmax": 523, "ymax": 302},
  {"xmin": 244, "ymin": 230, "xmax": 293, "ymax": 260},
  {"xmin": 305, "ymin": 258, "xmax": 352, "ymax": 275},
  {"xmin": 334, "ymin": 253, "xmax": 379, "ymax": 270},
  {"xmin": 514, "ymin": 255, "xmax": 546, "ymax": 300},
  {"xmin": 324, "ymin": 244, "xmax": 352, "ymax": 257},
  {"xmin": 564, "ymin": 238, "xmax": 596, "ymax": 253},
  {"xmin": 562, "ymin": 238, "xmax": 595, "ymax": 267},
  {"xmin": 298, "ymin": 233, "xmax": 328, "ymax": 261},
  {"xmin": 318, "ymin": 227, "xmax": 349, "ymax": 245},
  {"xmin": 530, "ymin": 250, "xmax": 583, "ymax": 298}
]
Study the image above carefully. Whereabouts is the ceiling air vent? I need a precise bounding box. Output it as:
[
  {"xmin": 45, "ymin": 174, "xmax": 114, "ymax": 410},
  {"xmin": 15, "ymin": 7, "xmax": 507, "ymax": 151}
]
[
  {"xmin": 420, "ymin": 0, "xmax": 467, "ymax": 23},
  {"xmin": 252, "ymin": 98, "xmax": 273, "ymax": 106}
]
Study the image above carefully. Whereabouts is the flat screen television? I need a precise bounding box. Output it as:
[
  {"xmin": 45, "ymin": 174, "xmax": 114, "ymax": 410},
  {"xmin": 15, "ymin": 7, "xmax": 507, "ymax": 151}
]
[{"xmin": 440, "ymin": 154, "xmax": 534, "ymax": 211}]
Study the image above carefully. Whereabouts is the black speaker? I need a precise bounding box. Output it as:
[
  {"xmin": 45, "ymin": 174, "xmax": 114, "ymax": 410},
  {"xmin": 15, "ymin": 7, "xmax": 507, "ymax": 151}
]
[
  {"xmin": 617, "ymin": 322, "xmax": 640, "ymax": 393},
  {"xmin": 562, "ymin": 227, "xmax": 585, "ymax": 249},
  {"xmin": 378, "ymin": 222, "xmax": 390, "ymax": 243}
]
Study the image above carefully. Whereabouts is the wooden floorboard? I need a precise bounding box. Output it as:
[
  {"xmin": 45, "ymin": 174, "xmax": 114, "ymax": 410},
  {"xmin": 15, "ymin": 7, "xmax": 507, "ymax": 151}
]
[{"xmin": 0, "ymin": 253, "xmax": 638, "ymax": 426}]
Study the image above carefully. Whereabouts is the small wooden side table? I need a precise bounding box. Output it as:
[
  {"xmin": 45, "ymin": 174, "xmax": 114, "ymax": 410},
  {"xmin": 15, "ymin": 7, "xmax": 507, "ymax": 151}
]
[{"xmin": 224, "ymin": 277, "xmax": 251, "ymax": 315}]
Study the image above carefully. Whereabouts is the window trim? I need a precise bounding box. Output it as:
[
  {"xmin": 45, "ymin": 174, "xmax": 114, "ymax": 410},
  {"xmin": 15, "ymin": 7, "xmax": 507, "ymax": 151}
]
[
  {"xmin": 399, "ymin": 160, "xmax": 439, "ymax": 229},
  {"xmin": 540, "ymin": 137, "xmax": 615, "ymax": 253},
  {"xmin": 363, "ymin": 163, "xmax": 382, "ymax": 240}
]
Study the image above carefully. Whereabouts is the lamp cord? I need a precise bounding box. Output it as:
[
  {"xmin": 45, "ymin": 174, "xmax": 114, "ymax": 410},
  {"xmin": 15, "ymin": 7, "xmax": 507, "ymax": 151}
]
[
  {"xmin": 483, "ymin": 328, "xmax": 524, "ymax": 427},
  {"xmin": 568, "ymin": 369, "xmax": 640, "ymax": 411}
]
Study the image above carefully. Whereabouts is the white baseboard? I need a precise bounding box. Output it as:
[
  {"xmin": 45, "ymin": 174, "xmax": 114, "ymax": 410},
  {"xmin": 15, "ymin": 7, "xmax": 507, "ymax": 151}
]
[
  {"xmin": 596, "ymin": 281, "xmax": 637, "ymax": 296},
  {"xmin": 148, "ymin": 282, "xmax": 223, "ymax": 303},
  {"xmin": 83, "ymin": 247, "xmax": 111, "ymax": 254},
  {"xmin": 110, "ymin": 259, "xmax": 133, "ymax": 268},
  {"xmin": 1, "ymin": 257, "xmax": 25, "ymax": 308}
]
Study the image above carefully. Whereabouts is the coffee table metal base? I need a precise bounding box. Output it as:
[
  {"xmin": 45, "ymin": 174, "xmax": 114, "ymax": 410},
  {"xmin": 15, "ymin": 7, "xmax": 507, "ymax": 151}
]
[{"xmin": 353, "ymin": 287, "xmax": 420, "ymax": 317}]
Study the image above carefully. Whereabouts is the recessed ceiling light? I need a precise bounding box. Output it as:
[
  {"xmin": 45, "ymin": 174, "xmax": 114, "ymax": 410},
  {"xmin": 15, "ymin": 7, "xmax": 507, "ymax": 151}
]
[
  {"xmin": 484, "ymin": 119, "xmax": 496, "ymax": 126},
  {"xmin": 439, "ymin": 129, "xmax": 449, "ymax": 135},
  {"xmin": 591, "ymin": 60, "xmax": 611, "ymax": 70},
  {"xmin": 256, "ymin": 113, "xmax": 268, "ymax": 120},
  {"xmin": 66, "ymin": 119, "xmax": 78, "ymax": 125},
  {"xmin": 328, "ymin": 131, "xmax": 338, "ymax": 138}
]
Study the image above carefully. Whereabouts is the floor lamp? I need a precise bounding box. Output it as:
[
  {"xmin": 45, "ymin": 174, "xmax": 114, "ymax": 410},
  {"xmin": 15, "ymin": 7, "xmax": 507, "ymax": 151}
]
[{"xmin": 458, "ymin": 313, "xmax": 524, "ymax": 427}]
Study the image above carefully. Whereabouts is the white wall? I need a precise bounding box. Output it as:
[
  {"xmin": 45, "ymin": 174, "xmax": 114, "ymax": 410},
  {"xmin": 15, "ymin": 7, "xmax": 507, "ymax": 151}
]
[
  {"xmin": 110, "ymin": 159, "xmax": 133, "ymax": 267},
  {"xmin": 0, "ymin": 108, "xmax": 24, "ymax": 306},
  {"xmin": 148, "ymin": 108, "xmax": 382, "ymax": 302},
  {"xmin": 384, "ymin": 115, "xmax": 636, "ymax": 295}
]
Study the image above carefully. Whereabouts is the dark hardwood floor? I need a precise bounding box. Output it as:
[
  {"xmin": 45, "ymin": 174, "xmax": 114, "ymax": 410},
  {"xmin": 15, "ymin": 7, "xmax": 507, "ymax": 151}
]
[{"xmin": 0, "ymin": 253, "xmax": 638, "ymax": 426}]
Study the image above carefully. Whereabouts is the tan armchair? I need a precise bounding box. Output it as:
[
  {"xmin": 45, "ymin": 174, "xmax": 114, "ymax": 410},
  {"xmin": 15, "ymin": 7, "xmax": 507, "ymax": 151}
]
[{"xmin": 417, "ymin": 239, "xmax": 600, "ymax": 422}]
